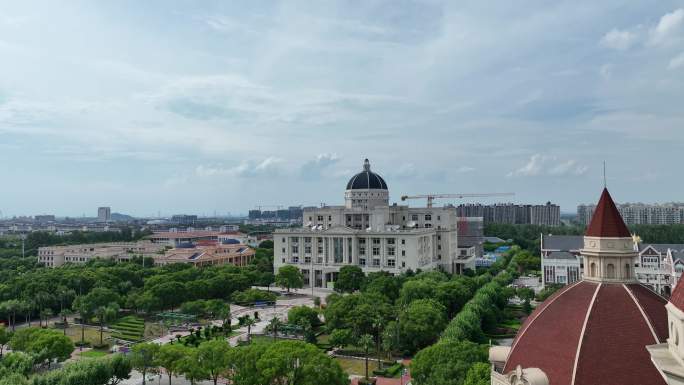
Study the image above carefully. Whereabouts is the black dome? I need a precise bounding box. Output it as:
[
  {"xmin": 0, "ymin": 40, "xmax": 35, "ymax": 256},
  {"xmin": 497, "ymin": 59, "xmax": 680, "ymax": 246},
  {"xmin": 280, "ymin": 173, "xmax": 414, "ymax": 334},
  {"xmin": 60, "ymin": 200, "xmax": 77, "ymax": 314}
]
[{"xmin": 346, "ymin": 159, "xmax": 388, "ymax": 190}]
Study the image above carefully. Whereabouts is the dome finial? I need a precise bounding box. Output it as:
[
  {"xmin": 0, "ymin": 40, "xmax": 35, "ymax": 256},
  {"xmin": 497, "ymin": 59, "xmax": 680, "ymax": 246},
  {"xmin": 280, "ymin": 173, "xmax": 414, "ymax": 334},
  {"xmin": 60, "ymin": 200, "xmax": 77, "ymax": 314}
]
[{"xmin": 363, "ymin": 158, "xmax": 370, "ymax": 171}]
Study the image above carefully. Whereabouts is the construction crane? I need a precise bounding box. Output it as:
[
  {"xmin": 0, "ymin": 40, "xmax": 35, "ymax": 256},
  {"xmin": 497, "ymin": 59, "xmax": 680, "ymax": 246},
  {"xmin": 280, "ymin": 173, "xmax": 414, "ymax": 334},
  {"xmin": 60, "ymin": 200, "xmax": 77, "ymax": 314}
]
[{"xmin": 400, "ymin": 193, "xmax": 515, "ymax": 208}]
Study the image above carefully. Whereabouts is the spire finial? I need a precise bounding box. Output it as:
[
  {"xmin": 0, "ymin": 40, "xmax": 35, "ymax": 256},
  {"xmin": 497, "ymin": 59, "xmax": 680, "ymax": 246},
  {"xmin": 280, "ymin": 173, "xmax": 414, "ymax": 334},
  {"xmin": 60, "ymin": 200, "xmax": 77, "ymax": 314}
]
[
  {"xmin": 603, "ymin": 161, "xmax": 607, "ymax": 188},
  {"xmin": 363, "ymin": 158, "xmax": 370, "ymax": 171}
]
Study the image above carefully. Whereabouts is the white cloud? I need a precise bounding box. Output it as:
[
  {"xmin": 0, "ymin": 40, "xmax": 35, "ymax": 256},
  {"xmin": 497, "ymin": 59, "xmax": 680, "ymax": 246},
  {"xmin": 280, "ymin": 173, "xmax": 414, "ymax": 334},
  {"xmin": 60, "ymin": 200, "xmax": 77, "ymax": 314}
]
[
  {"xmin": 300, "ymin": 153, "xmax": 341, "ymax": 179},
  {"xmin": 600, "ymin": 29, "xmax": 637, "ymax": 50},
  {"xmin": 669, "ymin": 52, "xmax": 684, "ymax": 69},
  {"xmin": 649, "ymin": 8, "xmax": 684, "ymax": 46},
  {"xmin": 195, "ymin": 157, "xmax": 283, "ymax": 178},
  {"xmin": 507, "ymin": 155, "xmax": 587, "ymax": 177}
]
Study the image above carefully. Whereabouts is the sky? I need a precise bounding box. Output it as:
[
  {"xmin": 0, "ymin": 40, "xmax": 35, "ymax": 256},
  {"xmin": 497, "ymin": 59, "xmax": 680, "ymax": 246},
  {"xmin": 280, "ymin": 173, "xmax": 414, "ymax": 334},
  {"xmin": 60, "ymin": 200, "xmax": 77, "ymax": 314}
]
[{"xmin": 1, "ymin": 1, "xmax": 683, "ymax": 217}]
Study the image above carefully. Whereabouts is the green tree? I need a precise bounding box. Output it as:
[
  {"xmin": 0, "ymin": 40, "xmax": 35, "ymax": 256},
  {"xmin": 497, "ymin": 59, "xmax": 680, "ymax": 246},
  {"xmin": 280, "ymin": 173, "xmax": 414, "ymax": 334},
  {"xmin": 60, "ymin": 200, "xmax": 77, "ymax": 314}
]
[
  {"xmin": 268, "ymin": 316, "xmax": 283, "ymax": 341},
  {"xmin": 239, "ymin": 315, "xmax": 257, "ymax": 342},
  {"xmin": 158, "ymin": 344, "xmax": 187, "ymax": 385},
  {"xmin": 287, "ymin": 306, "xmax": 320, "ymax": 327},
  {"xmin": 0, "ymin": 352, "xmax": 34, "ymax": 378},
  {"xmin": 0, "ymin": 325, "xmax": 10, "ymax": 358},
  {"xmin": 435, "ymin": 279, "xmax": 472, "ymax": 317},
  {"xmin": 178, "ymin": 347, "xmax": 209, "ymax": 385},
  {"xmin": 275, "ymin": 265, "xmax": 304, "ymax": 293},
  {"xmin": 359, "ymin": 334, "xmax": 374, "ymax": 381},
  {"xmin": 334, "ymin": 265, "xmax": 365, "ymax": 293},
  {"xmin": 464, "ymin": 362, "xmax": 491, "ymax": 385},
  {"xmin": 329, "ymin": 328, "xmax": 353, "ymax": 350},
  {"xmin": 398, "ymin": 279, "xmax": 436, "ymax": 306},
  {"xmin": 9, "ymin": 328, "xmax": 74, "ymax": 368},
  {"xmin": 130, "ymin": 342, "xmax": 160, "ymax": 385},
  {"xmin": 411, "ymin": 340, "xmax": 488, "ymax": 385},
  {"xmin": 0, "ymin": 300, "xmax": 21, "ymax": 331},
  {"xmin": 398, "ymin": 299, "xmax": 447, "ymax": 353},
  {"xmin": 197, "ymin": 339, "xmax": 231, "ymax": 385},
  {"xmin": 95, "ymin": 303, "xmax": 119, "ymax": 345},
  {"xmin": 256, "ymin": 340, "xmax": 347, "ymax": 385}
]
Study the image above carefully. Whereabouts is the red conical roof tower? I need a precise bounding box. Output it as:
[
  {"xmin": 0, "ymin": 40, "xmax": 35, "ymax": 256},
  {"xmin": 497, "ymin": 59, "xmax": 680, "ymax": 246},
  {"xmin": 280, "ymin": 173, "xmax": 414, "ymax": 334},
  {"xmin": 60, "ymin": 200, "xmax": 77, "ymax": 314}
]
[{"xmin": 585, "ymin": 188, "xmax": 631, "ymax": 238}]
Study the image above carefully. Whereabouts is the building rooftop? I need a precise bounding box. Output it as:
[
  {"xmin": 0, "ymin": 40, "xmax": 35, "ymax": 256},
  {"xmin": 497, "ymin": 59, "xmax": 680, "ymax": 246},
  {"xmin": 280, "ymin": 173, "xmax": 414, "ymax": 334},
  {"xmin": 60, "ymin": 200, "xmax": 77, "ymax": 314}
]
[
  {"xmin": 585, "ymin": 188, "xmax": 631, "ymax": 238},
  {"xmin": 504, "ymin": 281, "xmax": 667, "ymax": 385},
  {"xmin": 541, "ymin": 234, "xmax": 583, "ymax": 251},
  {"xmin": 346, "ymin": 159, "xmax": 388, "ymax": 190}
]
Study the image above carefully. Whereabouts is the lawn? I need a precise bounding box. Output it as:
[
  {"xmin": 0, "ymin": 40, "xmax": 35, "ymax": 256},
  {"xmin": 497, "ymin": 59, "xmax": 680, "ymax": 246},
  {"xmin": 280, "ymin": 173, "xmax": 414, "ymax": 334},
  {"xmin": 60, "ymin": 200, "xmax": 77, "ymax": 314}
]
[
  {"xmin": 64, "ymin": 326, "xmax": 112, "ymax": 346},
  {"xmin": 335, "ymin": 357, "xmax": 380, "ymax": 376},
  {"xmin": 79, "ymin": 350, "xmax": 109, "ymax": 358}
]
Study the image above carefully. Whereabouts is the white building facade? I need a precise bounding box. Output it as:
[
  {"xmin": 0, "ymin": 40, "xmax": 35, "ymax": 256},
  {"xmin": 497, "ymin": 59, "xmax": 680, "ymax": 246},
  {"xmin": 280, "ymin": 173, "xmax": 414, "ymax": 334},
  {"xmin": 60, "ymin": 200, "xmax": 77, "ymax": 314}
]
[{"xmin": 274, "ymin": 159, "xmax": 473, "ymax": 289}]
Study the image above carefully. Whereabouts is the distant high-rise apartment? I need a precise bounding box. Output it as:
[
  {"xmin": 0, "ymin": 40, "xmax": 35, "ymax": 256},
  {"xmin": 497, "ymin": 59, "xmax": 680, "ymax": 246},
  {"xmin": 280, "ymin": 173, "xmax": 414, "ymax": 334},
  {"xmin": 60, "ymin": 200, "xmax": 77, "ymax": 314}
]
[
  {"xmin": 97, "ymin": 207, "xmax": 111, "ymax": 222},
  {"xmin": 456, "ymin": 202, "xmax": 561, "ymax": 226},
  {"xmin": 577, "ymin": 202, "xmax": 684, "ymax": 225}
]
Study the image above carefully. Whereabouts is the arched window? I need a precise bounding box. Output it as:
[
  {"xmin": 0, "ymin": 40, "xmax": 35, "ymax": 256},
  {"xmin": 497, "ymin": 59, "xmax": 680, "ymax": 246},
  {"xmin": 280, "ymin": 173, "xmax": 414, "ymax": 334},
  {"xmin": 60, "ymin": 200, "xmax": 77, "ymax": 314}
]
[
  {"xmin": 590, "ymin": 262, "xmax": 597, "ymax": 277},
  {"xmin": 607, "ymin": 264, "xmax": 616, "ymax": 279}
]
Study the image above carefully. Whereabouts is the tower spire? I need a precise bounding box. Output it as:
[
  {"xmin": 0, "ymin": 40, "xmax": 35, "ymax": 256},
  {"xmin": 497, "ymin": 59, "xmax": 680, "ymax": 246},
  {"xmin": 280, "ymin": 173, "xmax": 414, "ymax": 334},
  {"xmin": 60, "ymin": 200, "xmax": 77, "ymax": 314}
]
[{"xmin": 603, "ymin": 161, "xmax": 607, "ymax": 188}]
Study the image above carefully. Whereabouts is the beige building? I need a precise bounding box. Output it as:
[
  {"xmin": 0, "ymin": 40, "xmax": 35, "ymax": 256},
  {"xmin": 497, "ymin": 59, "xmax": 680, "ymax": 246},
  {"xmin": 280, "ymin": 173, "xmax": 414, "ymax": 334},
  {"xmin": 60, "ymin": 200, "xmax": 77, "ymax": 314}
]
[
  {"xmin": 154, "ymin": 243, "xmax": 255, "ymax": 267},
  {"xmin": 38, "ymin": 241, "xmax": 165, "ymax": 267},
  {"xmin": 274, "ymin": 159, "xmax": 473, "ymax": 289}
]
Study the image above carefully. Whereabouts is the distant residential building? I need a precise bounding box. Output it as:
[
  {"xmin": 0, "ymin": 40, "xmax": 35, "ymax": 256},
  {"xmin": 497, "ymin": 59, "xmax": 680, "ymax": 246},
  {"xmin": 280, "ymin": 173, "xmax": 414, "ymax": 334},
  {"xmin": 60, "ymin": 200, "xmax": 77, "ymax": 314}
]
[
  {"xmin": 171, "ymin": 214, "xmax": 198, "ymax": 225},
  {"xmin": 577, "ymin": 202, "xmax": 684, "ymax": 225},
  {"xmin": 457, "ymin": 202, "xmax": 561, "ymax": 226},
  {"xmin": 38, "ymin": 241, "xmax": 165, "ymax": 267},
  {"xmin": 97, "ymin": 207, "xmax": 111, "ymax": 222},
  {"xmin": 34, "ymin": 215, "xmax": 56, "ymax": 223}
]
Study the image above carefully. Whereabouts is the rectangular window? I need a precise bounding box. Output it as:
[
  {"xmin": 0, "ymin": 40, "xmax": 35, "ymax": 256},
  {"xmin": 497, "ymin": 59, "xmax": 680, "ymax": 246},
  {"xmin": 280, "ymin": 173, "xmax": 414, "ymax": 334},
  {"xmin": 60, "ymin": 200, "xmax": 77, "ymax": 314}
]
[
  {"xmin": 387, "ymin": 238, "xmax": 395, "ymax": 245},
  {"xmin": 387, "ymin": 259, "xmax": 396, "ymax": 267},
  {"xmin": 359, "ymin": 258, "xmax": 366, "ymax": 266},
  {"xmin": 425, "ymin": 223, "xmax": 432, "ymax": 228},
  {"xmin": 292, "ymin": 256, "xmax": 299, "ymax": 263},
  {"xmin": 401, "ymin": 239, "xmax": 405, "ymax": 245},
  {"xmin": 305, "ymin": 256, "xmax": 311, "ymax": 263},
  {"xmin": 387, "ymin": 247, "xmax": 395, "ymax": 256},
  {"xmin": 305, "ymin": 246, "xmax": 312, "ymax": 254},
  {"xmin": 402, "ymin": 250, "xmax": 406, "ymax": 256},
  {"xmin": 359, "ymin": 238, "xmax": 366, "ymax": 245},
  {"xmin": 291, "ymin": 245, "xmax": 299, "ymax": 254},
  {"xmin": 333, "ymin": 238, "xmax": 344, "ymax": 263},
  {"xmin": 373, "ymin": 258, "xmax": 380, "ymax": 266},
  {"xmin": 373, "ymin": 247, "xmax": 380, "ymax": 256},
  {"xmin": 411, "ymin": 214, "xmax": 418, "ymax": 221},
  {"xmin": 317, "ymin": 246, "xmax": 324, "ymax": 254},
  {"xmin": 425, "ymin": 214, "xmax": 431, "ymax": 220},
  {"xmin": 360, "ymin": 247, "xmax": 366, "ymax": 255},
  {"xmin": 304, "ymin": 237, "xmax": 312, "ymax": 243},
  {"xmin": 372, "ymin": 238, "xmax": 381, "ymax": 245},
  {"xmin": 317, "ymin": 215, "xmax": 324, "ymax": 221}
]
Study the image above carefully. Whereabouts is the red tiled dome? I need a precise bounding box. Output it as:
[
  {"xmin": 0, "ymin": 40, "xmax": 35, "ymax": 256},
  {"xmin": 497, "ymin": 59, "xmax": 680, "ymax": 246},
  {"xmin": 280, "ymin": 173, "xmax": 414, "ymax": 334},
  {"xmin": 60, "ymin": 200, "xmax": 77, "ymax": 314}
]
[{"xmin": 504, "ymin": 281, "xmax": 667, "ymax": 385}]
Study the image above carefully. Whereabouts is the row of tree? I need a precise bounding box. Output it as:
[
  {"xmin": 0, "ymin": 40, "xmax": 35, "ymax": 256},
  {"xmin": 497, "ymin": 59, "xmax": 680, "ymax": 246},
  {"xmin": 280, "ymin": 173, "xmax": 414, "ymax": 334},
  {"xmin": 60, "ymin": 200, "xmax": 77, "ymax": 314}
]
[
  {"xmin": 410, "ymin": 247, "xmax": 520, "ymax": 385},
  {"xmin": 130, "ymin": 338, "xmax": 348, "ymax": 385}
]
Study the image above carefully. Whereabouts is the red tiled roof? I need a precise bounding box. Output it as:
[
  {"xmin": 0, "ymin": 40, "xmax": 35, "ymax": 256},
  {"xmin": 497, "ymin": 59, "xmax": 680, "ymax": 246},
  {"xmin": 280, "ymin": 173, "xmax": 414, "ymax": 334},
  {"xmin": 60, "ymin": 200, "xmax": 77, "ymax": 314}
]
[
  {"xmin": 670, "ymin": 275, "xmax": 684, "ymax": 312},
  {"xmin": 585, "ymin": 188, "xmax": 631, "ymax": 238},
  {"xmin": 504, "ymin": 281, "xmax": 667, "ymax": 385}
]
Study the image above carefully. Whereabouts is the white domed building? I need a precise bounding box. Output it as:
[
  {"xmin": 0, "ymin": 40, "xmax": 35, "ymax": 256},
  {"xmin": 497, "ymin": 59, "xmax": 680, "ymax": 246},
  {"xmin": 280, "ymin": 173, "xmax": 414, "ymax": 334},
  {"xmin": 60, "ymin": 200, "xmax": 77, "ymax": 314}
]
[{"xmin": 274, "ymin": 159, "xmax": 475, "ymax": 288}]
